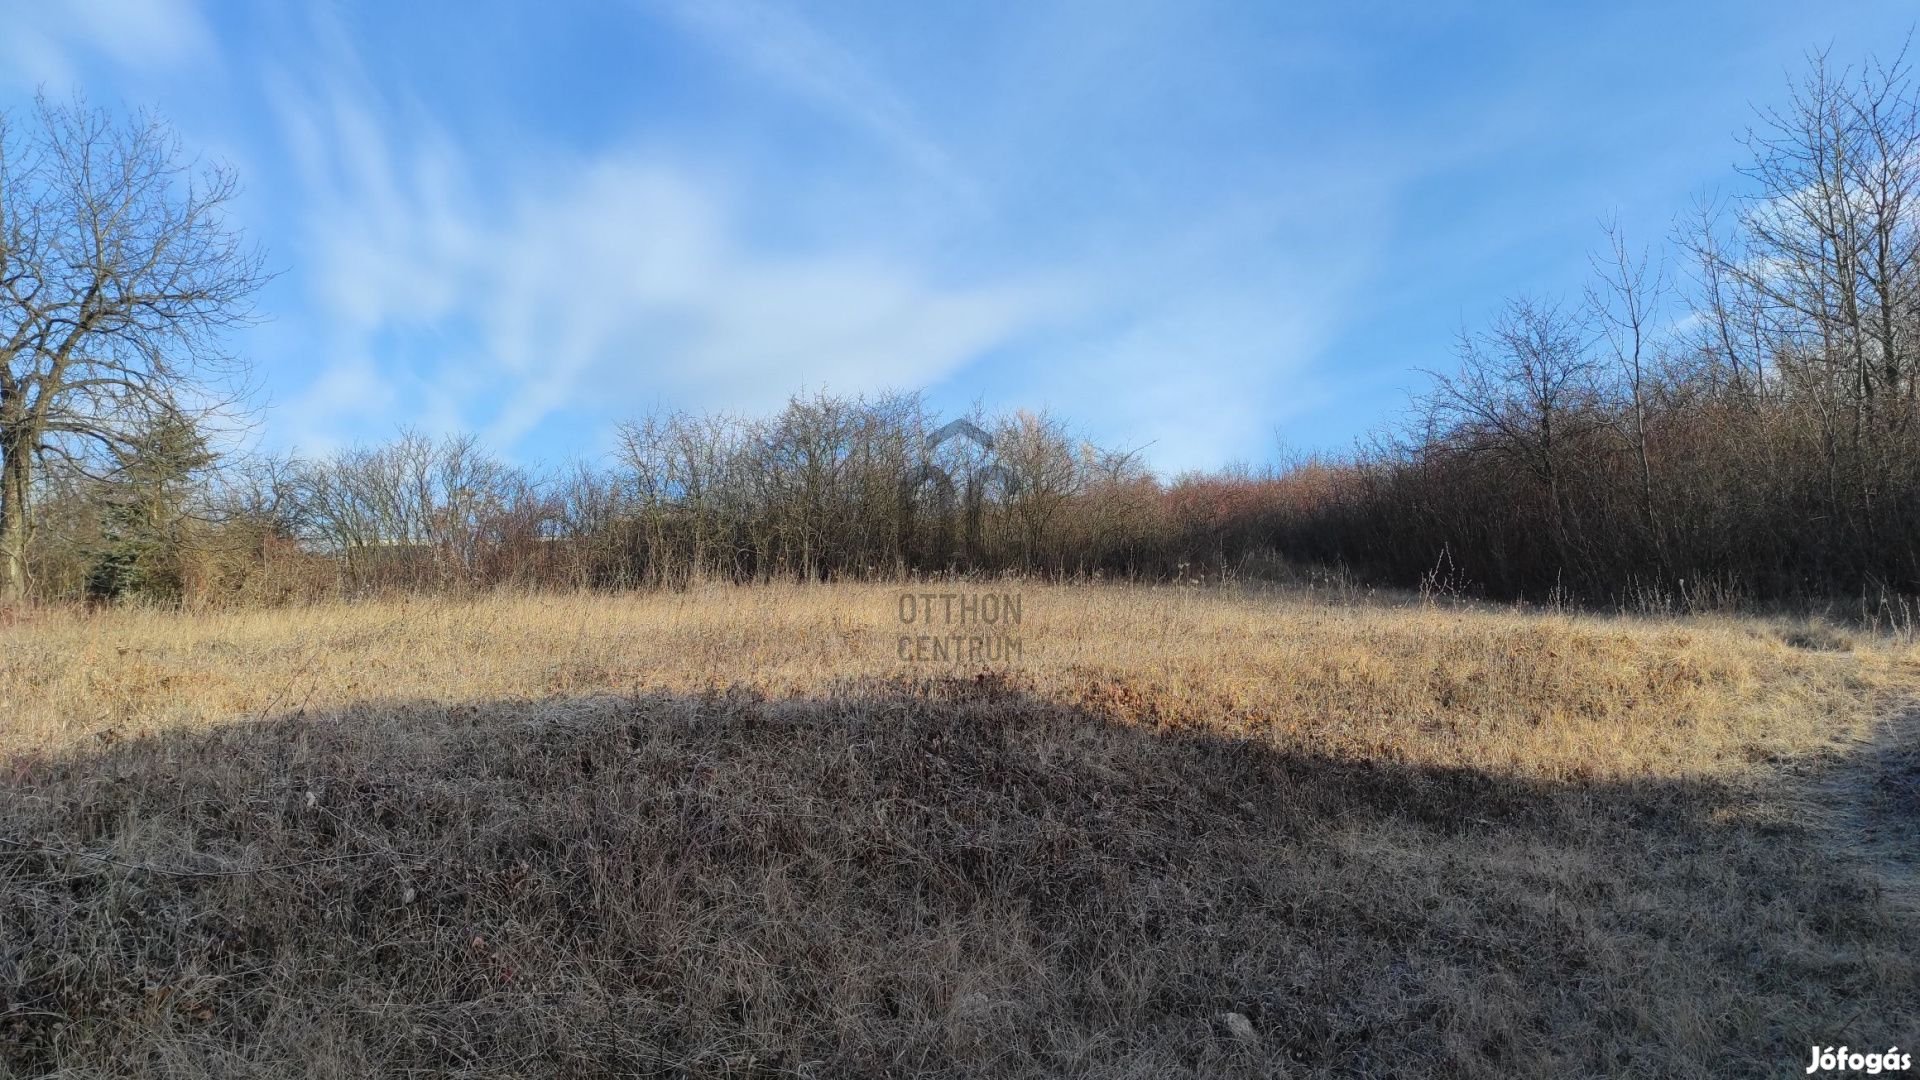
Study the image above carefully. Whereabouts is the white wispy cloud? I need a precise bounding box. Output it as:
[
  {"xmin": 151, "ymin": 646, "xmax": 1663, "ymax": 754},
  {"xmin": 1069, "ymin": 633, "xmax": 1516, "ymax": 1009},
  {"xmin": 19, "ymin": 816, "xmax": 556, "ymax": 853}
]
[
  {"xmin": 965, "ymin": 170, "xmax": 1396, "ymax": 473},
  {"xmin": 0, "ymin": 0, "xmax": 212, "ymax": 88},
  {"xmin": 270, "ymin": 75, "xmax": 1065, "ymax": 455},
  {"xmin": 994, "ymin": 279, "xmax": 1355, "ymax": 474},
  {"xmin": 17, "ymin": 0, "xmax": 1398, "ymax": 473},
  {"xmin": 643, "ymin": 0, "xmax": 982, "ymax": 207}
]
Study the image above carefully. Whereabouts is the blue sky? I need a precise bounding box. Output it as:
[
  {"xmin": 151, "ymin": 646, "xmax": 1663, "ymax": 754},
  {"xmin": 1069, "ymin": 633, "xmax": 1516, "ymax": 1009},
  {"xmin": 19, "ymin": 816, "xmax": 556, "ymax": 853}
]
[{"xmin": 3, "ymin": 1, "xmax": 1912, "ymax": 472}]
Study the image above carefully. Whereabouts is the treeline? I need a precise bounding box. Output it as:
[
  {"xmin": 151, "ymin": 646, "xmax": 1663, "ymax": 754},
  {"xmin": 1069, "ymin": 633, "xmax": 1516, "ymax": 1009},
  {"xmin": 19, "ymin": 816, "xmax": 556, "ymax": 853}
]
[{"xmin": 21, "ymin": 395, "xmax": 1189, "ymax": 603}]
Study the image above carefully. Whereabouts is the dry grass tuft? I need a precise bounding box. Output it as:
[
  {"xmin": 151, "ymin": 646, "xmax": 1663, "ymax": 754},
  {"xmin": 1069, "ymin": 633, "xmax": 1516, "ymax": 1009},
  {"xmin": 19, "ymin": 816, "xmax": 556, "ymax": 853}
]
[{"xmin": 2, "ymin": 585, "xmax": 1916, "ymax": 1076}]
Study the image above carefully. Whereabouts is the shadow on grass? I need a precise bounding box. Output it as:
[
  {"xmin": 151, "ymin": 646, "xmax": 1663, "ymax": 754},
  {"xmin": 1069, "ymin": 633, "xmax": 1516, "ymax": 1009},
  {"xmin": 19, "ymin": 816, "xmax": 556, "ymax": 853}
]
[{"xmin": 1, "ymin": 674, "xmax": 1913, "ymax": 1078}]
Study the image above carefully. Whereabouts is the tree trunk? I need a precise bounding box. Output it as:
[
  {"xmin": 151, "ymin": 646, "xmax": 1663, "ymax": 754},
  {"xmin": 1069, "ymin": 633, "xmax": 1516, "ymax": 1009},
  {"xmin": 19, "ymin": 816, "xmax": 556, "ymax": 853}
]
[{"xmin": 0, "ymin": 431, "xmax": 29, "ymax": 600}]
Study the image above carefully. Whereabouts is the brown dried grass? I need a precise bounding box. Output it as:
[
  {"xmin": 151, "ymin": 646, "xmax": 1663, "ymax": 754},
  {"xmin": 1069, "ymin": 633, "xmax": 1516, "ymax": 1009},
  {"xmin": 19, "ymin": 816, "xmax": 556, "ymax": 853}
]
[{"xmin": 1, "ymin": 585, "xmax": 1915, "ymax": 1076}]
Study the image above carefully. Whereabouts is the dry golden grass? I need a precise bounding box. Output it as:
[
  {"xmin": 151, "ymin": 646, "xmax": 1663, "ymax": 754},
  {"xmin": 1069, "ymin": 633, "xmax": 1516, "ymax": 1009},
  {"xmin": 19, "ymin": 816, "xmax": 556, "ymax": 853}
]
[
  {"xmin": 4, "ymin": 584, "xmax": 1905, "ymax": 777},
  {"xmin": 2, "ymin": 584, "xmax": 1916, "ymax": 1076}
]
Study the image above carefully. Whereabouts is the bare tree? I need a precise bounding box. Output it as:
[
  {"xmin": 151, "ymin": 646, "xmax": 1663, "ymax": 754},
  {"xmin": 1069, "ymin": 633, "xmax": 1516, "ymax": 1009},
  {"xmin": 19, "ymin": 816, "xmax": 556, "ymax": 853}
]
[
  {"xmin": 0, "ymin": 97, "xmax": 267, "ymax": 598},
  {"xmin": 1682, "ymin": 47, "xmax": 1920, "ymax": 565},
  {"xmin": 1588, "ymin": 220, "xmax": 1670, "ymax": 562},
  {"xmin": 1423, "ymin": 297, "xmax": 1601, "ymax": 515},
  {"xmin": 994, "ymin": 409, "xmax": 1079, "ymax": 569}
]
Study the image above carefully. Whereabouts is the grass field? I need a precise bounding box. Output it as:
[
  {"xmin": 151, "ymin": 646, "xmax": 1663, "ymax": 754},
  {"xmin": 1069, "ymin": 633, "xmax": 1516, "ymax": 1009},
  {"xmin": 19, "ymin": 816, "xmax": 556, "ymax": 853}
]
[{"xmin": 2, "ymin": 585, "xmax": 1917, "ymax": 1077}]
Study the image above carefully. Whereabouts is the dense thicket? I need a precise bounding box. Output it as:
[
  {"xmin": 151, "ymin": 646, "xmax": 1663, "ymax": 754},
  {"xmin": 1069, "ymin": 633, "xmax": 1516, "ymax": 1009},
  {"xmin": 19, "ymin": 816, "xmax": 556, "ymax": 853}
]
[
  {"xmin": 9, "ymin": 50, "xmax": 1920, "ymax": 615},
  {"xmin": 1279, "ymin": 51, "xmax": 1920, "ymax": 610}
]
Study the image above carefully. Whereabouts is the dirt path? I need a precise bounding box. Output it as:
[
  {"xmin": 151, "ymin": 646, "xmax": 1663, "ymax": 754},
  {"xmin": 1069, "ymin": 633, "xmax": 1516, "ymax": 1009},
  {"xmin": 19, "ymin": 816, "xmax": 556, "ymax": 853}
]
[{"xmin": 1822, "ymin": 699, "xmax": 1920, "ymax": 916}]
